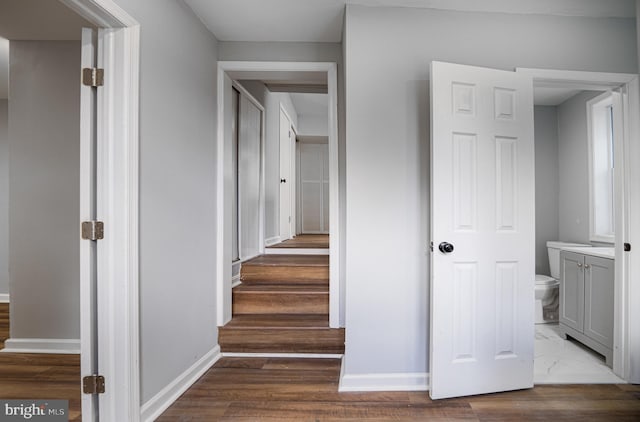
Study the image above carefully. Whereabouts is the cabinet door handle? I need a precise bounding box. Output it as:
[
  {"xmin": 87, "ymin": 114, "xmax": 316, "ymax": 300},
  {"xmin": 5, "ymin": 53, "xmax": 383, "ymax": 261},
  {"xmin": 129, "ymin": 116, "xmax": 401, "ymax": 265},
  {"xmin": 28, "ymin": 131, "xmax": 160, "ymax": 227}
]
[
  {"xmin": 577, "ymin": 263, "xmax": 583, "ymax": 268},
  {"xmin": 584, "ymin": 264, "xmax": 591, "ymax": 269}
]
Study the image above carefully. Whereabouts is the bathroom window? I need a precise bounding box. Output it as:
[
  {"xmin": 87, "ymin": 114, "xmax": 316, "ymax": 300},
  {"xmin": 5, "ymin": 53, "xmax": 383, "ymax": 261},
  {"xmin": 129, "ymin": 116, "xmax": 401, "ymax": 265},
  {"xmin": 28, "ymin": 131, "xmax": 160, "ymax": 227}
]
[{"xmin": 587, "ymin": 92, "xmax": 615, "ymax": 243}]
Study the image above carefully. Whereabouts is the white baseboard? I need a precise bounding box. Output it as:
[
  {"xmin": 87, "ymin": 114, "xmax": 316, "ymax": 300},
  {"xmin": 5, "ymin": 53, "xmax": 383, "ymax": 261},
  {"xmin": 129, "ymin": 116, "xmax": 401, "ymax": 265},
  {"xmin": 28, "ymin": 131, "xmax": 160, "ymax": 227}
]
[
  {"xmin": 141, "ymin": 345, "xmax": 222, "ymax": 422},
  {"xmin": 0, "ymin": 338, "xmax": 80, "ymax": 354},
  {"xmin": 0, "ymin": 294, "xmax": 9, "ymax": 303},
  {"xmin": 264, "ymin": 236, "xmax": 281, "ymax": 247},
  {"xmin": 264, "ymin": 248, "xmax": 329, "ymax": 255},
  {"xmin": 338, "ymin": 360, "xmax": 429, "ymax": 392}
]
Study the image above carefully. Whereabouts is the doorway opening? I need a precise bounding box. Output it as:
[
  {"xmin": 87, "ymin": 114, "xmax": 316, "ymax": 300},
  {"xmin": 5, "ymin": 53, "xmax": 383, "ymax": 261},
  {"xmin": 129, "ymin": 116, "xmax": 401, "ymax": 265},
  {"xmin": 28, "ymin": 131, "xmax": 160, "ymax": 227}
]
[
  {"xmin": 0, "ymin": 0, "xmax": 140, "ymax": 420},
  {"xmin": 523, "ymin": 68, "xmax": 639, "ymax": 385},
  {"xmin": 216, "ymin": 62, "xmax": 341, "ymax": 329}
]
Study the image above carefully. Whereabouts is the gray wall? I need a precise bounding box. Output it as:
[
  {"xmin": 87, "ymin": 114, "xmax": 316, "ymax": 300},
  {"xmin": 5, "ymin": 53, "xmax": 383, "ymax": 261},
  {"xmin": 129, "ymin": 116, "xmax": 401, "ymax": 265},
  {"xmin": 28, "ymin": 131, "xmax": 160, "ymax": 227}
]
[
  {"xmin": 534, "ymin": 106, "xmax": 560, "ymax": 276},
  {"xmin": 343, "ymin": 4, "xmax": 637, "ymax": 382},
  {"xmin": 0, "ymin": 99, "xmax": 7, "ymax": 296},
  {"xmin": 112, "ymin": 0, "xmax": 219, "ymax": 404},
  {"xmin": 8, "ymin": 41, "xmax": 80, "ymax": 340},
  {"xmin": 557, "ymin": 91, "xmax": 602, "ymax": 243}
]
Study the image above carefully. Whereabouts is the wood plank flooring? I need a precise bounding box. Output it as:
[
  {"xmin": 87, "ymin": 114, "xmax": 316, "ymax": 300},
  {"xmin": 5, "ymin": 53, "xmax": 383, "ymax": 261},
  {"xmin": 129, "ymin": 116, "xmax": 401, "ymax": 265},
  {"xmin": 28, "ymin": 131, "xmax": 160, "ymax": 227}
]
[
  {"xmin": 268, "ymin": 234, "xmax": 329, "ymax": 249},
  {"xmin": 158, "ymin": 357, "xmax": 640, "ymax": 421},
  {"xmin": 0, "ymin": 303, "xmax": 81, "ymax": 421},
  {"xmin": 221, "ymin": 253, "xmax": 344, "ymax": 354}
]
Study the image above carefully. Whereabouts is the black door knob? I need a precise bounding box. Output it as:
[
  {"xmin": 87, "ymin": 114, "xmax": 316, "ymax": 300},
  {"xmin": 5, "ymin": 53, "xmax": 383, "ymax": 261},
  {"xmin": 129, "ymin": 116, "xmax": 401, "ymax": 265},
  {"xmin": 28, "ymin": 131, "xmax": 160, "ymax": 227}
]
[
  {"xmin": 438, "ymin": 242, "xmax": 454, "ymax": 254},
  {"xmin": 280, "ymin": 178, "xmax": 287, "ymax": 183}
]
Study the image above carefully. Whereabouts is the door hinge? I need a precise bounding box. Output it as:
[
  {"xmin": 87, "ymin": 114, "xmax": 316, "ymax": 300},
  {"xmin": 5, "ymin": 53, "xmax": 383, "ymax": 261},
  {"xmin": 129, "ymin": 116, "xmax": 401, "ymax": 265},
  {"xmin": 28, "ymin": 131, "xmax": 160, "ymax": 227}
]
[
  {"xmin": 83, "ymin": 375, "xmax": 105, "ymax": 394},
  {"xmin": 624, "ymin": 242, "xmax": 631, "ymax": 252},
  {"xmin": 81, "ymin": 221, "xmax": 104, "ymax": 240},
  {"xmin": 82, "ymin": 68, "xmax": 104, "ymax": 87}
]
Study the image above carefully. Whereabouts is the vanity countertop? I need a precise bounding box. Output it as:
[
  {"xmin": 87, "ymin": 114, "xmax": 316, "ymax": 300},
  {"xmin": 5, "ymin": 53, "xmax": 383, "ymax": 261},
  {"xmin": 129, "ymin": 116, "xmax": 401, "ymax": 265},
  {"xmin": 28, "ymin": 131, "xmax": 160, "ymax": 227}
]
[{"xmin": 561, "ymin": 246, "xmax": 615, "ymax": 259}]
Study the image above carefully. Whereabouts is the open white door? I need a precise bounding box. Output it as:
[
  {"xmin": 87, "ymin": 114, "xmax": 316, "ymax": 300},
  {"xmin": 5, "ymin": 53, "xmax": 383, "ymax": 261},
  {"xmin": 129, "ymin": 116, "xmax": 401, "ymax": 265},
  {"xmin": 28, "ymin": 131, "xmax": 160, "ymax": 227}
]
[
  {"xmin": 279, "ymin": 108, "xmax": 292, "ymax": 240},
  {"xmin": 430, "ymin": 61, "xmax": 535, "ymax": 399},
  {"xmin": 79, "ymin": 27, "xmax": 99, "ymax": 421}
]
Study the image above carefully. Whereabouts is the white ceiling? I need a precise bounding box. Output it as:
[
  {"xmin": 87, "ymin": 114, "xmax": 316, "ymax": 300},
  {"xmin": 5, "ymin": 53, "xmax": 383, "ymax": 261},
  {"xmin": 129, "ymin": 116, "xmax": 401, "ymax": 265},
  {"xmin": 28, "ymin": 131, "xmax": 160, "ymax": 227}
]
[
  {"xmin": 184, "ymin": 0, "xmax": 636, "ymax": 43},
  {"xmin": 290, "ymin": 93, "xmax": 329, "ymax": 116}
]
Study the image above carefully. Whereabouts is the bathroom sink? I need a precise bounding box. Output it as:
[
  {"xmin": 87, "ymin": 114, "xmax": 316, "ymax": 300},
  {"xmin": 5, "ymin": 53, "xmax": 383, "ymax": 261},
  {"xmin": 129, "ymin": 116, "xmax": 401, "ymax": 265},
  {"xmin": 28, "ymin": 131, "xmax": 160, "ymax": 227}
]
[{"xmin": 561, "ymin": 246, "xmax": 615, "ymax": 259}]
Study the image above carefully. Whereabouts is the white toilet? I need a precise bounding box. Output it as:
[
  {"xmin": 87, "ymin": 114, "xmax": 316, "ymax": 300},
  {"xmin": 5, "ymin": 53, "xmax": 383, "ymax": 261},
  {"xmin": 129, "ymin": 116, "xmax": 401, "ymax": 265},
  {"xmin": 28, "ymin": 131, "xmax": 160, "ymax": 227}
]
[{"xmin": 535, "ymin": 241, "xmax": 591, "ymax": 324}]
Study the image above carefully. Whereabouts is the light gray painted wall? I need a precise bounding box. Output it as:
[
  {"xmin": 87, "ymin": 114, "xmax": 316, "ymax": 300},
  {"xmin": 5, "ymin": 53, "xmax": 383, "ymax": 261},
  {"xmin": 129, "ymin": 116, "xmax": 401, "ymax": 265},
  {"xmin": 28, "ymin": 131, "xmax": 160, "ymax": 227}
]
[
  {"xmin": 534, "ymin": 106, "xmax": 560, "ymax": 276},
  {"xmin": 112, "ymin": 0, "xmax": 219, "ymax": 404},
  {"xmin": 557, "ymin": 91, "xmax": 602, "ymax": 244},
  {"xmin": 236, "ymin": 80, "xmax": 299, "ymax": 241},
  {"xmin": 343, "ymin": 5, "xmax": 637, "ymax": 380},
  {"xmin": 8, "ymin": 41, "xmax": 80, "ymax": 340},
  {"xmin": 0, "ymin": 99, "xmax": 7, "ymax": 296}
]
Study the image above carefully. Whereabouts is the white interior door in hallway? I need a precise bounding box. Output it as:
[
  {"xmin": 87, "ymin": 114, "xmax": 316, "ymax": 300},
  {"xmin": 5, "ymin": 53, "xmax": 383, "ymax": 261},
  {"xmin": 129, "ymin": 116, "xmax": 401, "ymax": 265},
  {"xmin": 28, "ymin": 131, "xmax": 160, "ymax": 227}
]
[
  {"xmin": 430, "ymin": 61, "xmax": 535, "ymax": 399},
  {"xmin": 279, "ymin": 108, "xmax": 294, "ymax": 240},
  {"xmin": 298, "ymin": 142, "xmax": 329, "ymax": 234}
]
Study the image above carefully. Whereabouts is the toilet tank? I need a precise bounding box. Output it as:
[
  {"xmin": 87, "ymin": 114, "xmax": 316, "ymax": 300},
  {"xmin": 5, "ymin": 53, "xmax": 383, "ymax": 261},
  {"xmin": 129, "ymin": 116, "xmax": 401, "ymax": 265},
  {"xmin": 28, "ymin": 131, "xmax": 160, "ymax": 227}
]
[{"xmin": 547, "ymin": 241, "xmax": 591, "ymax": 280}]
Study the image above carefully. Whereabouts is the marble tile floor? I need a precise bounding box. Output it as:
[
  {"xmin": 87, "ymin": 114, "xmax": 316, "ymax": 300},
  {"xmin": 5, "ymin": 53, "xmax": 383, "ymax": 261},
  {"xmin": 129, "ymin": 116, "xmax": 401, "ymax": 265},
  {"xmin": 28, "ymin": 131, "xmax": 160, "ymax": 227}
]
[{"xmin": 534, "ymin": 323, "xmax": 624, "ymax": 384}]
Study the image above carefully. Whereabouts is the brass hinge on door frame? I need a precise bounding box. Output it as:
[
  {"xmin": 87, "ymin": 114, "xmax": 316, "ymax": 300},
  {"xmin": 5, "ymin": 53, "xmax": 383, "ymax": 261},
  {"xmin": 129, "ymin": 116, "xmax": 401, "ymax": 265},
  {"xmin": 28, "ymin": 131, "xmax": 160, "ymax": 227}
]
[
  {"xmin": 81, "ymin": 221, "xmax": 104, "ymax": 240},
  {"xmin": 82, "ymin": 68, "xmax": 104, "ymax": 87},
  {"xmin": 83, "ymin": 375, "xmax": 105, "ymax": 394}
]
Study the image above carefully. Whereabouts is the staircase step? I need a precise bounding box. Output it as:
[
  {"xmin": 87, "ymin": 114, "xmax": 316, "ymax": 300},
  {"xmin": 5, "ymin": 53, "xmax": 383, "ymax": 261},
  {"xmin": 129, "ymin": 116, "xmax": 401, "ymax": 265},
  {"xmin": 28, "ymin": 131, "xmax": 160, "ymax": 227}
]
[
  {"xmin": 223, "ymin": 314, "xmax": 330, "ymax": 329},
  {"xmin": 241, "ymin": 255, "xmax": 328, "ymax": 285},
  {"xmin": 232, "ymin": 285, "xmax": 328, "ymax": 315},
  {"xmin": 219, "ymin": 315, "xmax": 344, "ymax": 354}
]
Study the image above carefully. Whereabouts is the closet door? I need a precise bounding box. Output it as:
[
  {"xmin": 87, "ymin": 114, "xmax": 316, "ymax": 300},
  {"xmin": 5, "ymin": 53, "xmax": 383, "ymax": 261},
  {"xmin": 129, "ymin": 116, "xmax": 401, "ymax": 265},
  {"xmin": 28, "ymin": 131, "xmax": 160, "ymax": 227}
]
[{"xmin": 238, "ymin": 94, "xmax": 261, "ymax": 260}]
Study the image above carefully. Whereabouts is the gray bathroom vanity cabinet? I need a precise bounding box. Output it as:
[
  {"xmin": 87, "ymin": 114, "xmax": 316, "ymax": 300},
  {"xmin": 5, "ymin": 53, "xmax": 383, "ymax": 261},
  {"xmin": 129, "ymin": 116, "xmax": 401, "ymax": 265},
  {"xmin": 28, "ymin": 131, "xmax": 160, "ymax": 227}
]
[{"xmin": 559, "ymin": 250, "xmax": 614, "ymax": 367}]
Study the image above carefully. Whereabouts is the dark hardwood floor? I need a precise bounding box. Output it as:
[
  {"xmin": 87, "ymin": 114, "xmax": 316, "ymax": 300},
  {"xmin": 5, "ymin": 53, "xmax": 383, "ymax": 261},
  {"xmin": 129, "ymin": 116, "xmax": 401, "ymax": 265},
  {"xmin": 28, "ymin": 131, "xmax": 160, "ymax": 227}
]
[
  {"xmin": 267, "ymin": 234, "xmax": 329, "ymax": 249},
  {"xmin": 0, "ymin": 303, "xmax": 81, "ymax": 421},
  {"xmin": 158, "ymin": 357, "xmax": 640, "ymax": 421}
]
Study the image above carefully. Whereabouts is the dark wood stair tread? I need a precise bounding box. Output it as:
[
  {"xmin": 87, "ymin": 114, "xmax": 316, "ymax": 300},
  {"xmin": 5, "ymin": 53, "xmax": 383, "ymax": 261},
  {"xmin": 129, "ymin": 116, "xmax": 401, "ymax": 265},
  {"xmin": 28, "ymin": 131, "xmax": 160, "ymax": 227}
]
[
  {"xmin": 243, "ymin": 255, "xmax": 328, "ymax": 267},
  {"xmin": 223, "ymin": 314, "xmax": 330, "ymax": 329}
]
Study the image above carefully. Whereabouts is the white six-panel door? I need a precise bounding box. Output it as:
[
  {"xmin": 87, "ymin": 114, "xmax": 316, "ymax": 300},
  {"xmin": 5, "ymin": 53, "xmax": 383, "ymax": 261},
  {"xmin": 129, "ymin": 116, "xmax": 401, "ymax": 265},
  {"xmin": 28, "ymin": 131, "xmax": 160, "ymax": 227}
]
[{"xmin": 430, "ymin": 61, "xmax": 535, "ymax": 399}]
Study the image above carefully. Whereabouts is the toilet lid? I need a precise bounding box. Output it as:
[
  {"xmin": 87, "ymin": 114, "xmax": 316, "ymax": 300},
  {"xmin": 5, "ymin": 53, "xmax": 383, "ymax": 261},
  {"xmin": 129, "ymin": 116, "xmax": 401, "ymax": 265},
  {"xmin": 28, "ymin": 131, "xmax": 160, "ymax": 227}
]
[{"xmin": 535, "ymin": 274, "xmax": 557, "ymax": 285}]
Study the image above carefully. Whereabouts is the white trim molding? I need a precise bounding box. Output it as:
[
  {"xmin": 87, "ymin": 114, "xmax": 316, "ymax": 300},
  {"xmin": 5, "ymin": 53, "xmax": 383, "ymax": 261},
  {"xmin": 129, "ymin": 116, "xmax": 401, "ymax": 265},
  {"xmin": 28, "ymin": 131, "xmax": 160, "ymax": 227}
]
[
  {"xmin": 1, "ymin": 338, "xmax": 80, "ymax": 354},
  {"xmin": 60, "ymin": 1, "xmax": 141, "ymax": 421},
  {"xmin": 339, "ymin": 364, "xmax": 429, "ymax": 392},
  {"xmin": 264, "ymin": 236, "xmax": 282, "ymax": 247},
  {"xmin": 264, "ymin": 248, "xmax": 329, "ymax": 255},
  {"xmin": 217, "ymin": 61, "xmax": 342, "ymax": 329},
  {"xmin": 141, "ymin": 346, "xmax": 221, "ymax": 422},
  {"xmin": 517, "ymin": 67, "xmax": 640, "ymax": 384},
  {"xmin": 0, "ymin": 294, "xmax": 9, "ymax": 303}
]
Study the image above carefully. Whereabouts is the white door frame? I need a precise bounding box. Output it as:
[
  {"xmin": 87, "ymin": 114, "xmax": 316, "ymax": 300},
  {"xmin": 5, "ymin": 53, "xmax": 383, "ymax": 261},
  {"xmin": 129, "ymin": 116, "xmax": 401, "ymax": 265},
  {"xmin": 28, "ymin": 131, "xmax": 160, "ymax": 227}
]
[
  {"xmin": 216, "ymin": 61, "xmax": 342, "ymax": 328},
  {"xmin": 61, "ymin": 1, "xmax": 140, "ymax": 420},
  {"xmin": 517, "ymin": 68, "xmax": 640, "ymax": 383}
]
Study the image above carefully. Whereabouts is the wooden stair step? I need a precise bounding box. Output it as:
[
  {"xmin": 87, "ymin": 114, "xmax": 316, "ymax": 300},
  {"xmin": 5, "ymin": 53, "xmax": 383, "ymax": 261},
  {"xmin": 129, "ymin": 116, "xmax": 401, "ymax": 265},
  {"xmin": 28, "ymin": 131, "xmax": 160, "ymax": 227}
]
[
  {"xmin": 241, "ymin": 255, "xmax": 328, "ymax": 285},
  {"xmin": 233, "ymin": 285, "xmax": 328, "ymax": 315},
  {"xmin": 223, "ymin": 314, "xmax": 330, "ymax": 329},
  {"xmin": 219, "ymin": 315, "xmax": 344, "ymax": 354}
]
